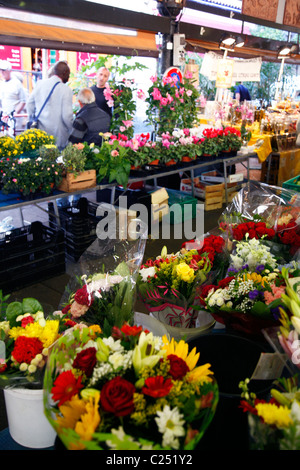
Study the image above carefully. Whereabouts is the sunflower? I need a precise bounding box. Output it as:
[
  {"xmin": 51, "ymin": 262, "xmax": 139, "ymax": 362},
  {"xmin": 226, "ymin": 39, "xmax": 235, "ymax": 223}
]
[{"xmin": 161, "ymin": 336, "xmax": 214, "ymax": 383}]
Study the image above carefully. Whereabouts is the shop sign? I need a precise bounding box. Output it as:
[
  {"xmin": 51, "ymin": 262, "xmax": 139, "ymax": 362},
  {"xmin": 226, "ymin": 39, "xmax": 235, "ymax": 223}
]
[
  {"xmin": 215, "ymin": 59, "xmax": 234, "ymax": 88},
  {"xmin": 0, "ymin": 45, "xmax": 22, "ymax": 69},
  {"xmin": 201, "ymin": 52, "xmax": 262, "ymax": 82},
  {"xmin": 77, "ymin": 52, "xmax": 99, "ymax": 74}
]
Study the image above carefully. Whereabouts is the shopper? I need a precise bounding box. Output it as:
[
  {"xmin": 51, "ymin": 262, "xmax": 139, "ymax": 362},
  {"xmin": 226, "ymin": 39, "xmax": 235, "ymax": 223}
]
[
  {"xmin": 234, "ymin": 82, "xmax": 251, "ymax": 102},
  {"xmin": 69, "ymin": 87, "xmax": 110, "ymax": 145},
  {"xmin": 90, "ymin": 67, "xmax": 112, "ymax": 118},
  {"xmin": 27, "ymin": 61, "xmax": 73, "ymax": 150},
  {"xmin": 0, "ymin": 60, "xmax": 26, "ymax": 115}
]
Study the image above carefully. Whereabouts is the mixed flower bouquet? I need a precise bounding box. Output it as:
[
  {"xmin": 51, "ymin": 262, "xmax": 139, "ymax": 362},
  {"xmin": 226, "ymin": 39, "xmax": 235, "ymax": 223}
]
[
  {"xmin": 240, "ymin": 375, "xmax": 300, "ymax": 450},
  {"xmin": 137, "ymin": 244, "xmax": 212, "ymax": 328},
  {"xmin": 60, "ymin": 263, "xmax": 136, "ymax": 337},
  {"xmin": 200, "ymin": 237, "xmax": 295, "ymax": 335},
  {"xmin": 43, "ymin": 322, "xmax": 218, "ymax": 450},
  {"xmin": 0, "ymin": 294, "xmax": 71, "ymax": 389},
  {"xmin": 262, "ymin": 267, "xmax": 300, "ymax": 374}
]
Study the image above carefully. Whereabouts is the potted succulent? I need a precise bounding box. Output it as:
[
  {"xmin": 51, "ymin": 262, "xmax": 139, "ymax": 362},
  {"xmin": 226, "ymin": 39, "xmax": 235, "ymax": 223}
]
[{"xmin": 58, "ymin": 142, "xmax": 97, "ymax": 192}]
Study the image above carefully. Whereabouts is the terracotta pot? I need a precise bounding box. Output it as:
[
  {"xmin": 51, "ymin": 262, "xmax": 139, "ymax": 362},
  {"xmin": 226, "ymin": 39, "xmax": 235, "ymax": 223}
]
[
  {"xmin": 181, "ymin": 156, "xmax": 192, "ymax": 162},
  {"xmin": 166, "ymin": 159, "xmax": 177, "ymax": 166},
  {"xmin": 149, "ymin": 159, "xmax": 159, "ymax": 165}
]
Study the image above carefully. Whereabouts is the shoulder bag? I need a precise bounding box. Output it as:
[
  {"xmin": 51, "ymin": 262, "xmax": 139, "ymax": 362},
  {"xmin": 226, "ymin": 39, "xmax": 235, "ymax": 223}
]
[{"xmin": 26, "ymin": 81, "xmax": 60, "ymax": 129}]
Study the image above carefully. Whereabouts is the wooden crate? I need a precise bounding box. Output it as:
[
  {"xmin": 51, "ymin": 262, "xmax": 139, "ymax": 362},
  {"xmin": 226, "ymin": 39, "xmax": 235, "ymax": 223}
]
[
  {"xmin": 204, "ymin": 183, "xmax": 224, "ymax": 211},
  {"xmin": 58, "ymin": 169, "xmax": 96, "ymax": 192}
]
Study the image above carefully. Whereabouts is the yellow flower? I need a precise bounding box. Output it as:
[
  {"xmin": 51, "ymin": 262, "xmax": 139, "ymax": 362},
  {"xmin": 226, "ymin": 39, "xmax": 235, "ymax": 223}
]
[
  {"xmin": 162, "ymin": 336, "xmax": 199, "ymax": 370},
  {"xmin": 74, "ymin": 392, "xmax": 101, "ymax": 443},
  {"xmin": 255, "ymin": 403, "xmax": 293, "ymax": 428},
  {"xmin": 175, "ymin": 262, "xmax": 195, "ymax": 282},
  {"xmin": 162, "ymin": 336, "xmax": 214, "ymax": 383},
  {"xmin": 56, "ymin": 395, "xmax": 87, "ymax": 431},
  {"xmin": 241, "ymin": 272, "xmax": 267, "ymax": 286},
  {"xmin": 9, "ymin": 319, "xmax": 60, "ymax": 348}
]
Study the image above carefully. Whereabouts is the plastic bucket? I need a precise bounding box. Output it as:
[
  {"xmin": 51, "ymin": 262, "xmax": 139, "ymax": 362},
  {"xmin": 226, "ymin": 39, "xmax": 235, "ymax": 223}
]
[
  {"xmin": 4, "ymin": 388, "xmax": 56, "ymax": 449},
  {"xmin": 188, "ymin": 331, "xmax": 273, "ymax": 450}
]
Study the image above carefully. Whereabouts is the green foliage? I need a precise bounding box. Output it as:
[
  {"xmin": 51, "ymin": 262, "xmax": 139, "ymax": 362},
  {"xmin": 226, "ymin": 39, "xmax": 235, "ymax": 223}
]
[{"xmin": 61, "ymin": 143, "xmax": 87, "ymax": 174}]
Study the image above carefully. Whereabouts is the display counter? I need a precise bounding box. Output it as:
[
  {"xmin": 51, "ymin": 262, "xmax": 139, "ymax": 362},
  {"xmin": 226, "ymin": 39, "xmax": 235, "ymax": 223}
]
[{"xmin": 261, "ymin": 148, "xmax": 300, "ymax": 186}]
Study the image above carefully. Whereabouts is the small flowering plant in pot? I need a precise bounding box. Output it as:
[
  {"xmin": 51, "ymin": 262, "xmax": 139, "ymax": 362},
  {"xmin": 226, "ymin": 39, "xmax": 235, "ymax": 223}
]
[
  {"xmin": 43, "ymin": 322, "xmax": 219, "ymax": 450},
  {"xmin": 16, "ymin": 129, "xmax": 55, "ymax": 156},
  {"xmin": 0, "ymin": 135, "xmax": 20, "ymax": 159},
  {"xmin": 199, "ymin": 128, "xmax": 222, "ymax": 157},
  {"xmin": 218, "ymin": 126, "xmax": 242, "ymax": 153},
  {"xmin": 1, "ymin": 155, "xmax": 64, "ymax": 196}
]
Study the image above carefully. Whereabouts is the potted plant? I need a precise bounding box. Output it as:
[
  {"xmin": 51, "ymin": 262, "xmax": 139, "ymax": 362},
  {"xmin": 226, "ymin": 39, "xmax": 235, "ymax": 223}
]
[
  {"xmin": 0, "ymin": 135, "xmax": 20, "ymax": 159},
  {"xmin": 58, "ymin": 142, "xmax": 97, "ymax": 192},
  {"xmin": 219, "ymin": 126, "xmax": 242, "ymax": 154},
  {"xmin": 145, "ymin": 71, "xmax": 199, "ymax": 136},
  {"xmin": 199, "ymin": 128, "xmax": 222, "ymax": 157},
  {"xmin": 15, "ymin": 129, "xmax": 56, "ymax": 157},
  {"xmin": 1, "ymin": 155, "xmax": 64, "ymax": 197}
]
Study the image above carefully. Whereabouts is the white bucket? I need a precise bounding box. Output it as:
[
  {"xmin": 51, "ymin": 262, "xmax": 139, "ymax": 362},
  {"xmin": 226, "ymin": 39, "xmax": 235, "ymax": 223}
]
[{"xmin": 4, "ymin": 388, "xmax": 56, "ymax": 448}]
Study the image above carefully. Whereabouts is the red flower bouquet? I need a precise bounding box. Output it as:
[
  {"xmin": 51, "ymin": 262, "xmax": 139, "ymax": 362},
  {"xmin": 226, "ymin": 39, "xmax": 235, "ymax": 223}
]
[
  {"xmin": 0, "ymin": 294, "xmax": 69, "ymax": 389},
  {"xmin": 44, "ymin": 323, "xmax": 219, "ymax": 450}
]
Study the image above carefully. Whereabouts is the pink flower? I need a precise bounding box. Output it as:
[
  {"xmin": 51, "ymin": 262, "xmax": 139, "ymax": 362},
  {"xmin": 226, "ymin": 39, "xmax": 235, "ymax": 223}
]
[
  {"xmin": 150, "ymin": 75, "xmax": 157, "ymax": 83},
  {"xmin": 185, "ymin": 71, "xmax": 193, "ymax": 79},
  {"xmin": 160, "ymin": 97, "xmax": 168, "ymax": 106},
  {"xmin": 122, "ymin": 120, "xmax": 133, "ymax": 128},
  {"xmin": 111, "ymin": 150, "xmax": 119, "ymax": 157},
  {"xmin": 186, "ymin": 89, "xmax": 193, "ymax": 97},
  {"xmin": 264, "ymin": 284, "xmax": 286, "ymax": 305},
  {"xmin": 137, "ymin": 89, "xmax": 146, "ymax": 100}
]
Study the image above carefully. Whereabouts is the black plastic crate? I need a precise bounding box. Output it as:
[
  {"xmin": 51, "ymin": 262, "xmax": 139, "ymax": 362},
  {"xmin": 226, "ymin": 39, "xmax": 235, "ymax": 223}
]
[
  {"xmin": 48, "ymin": 197, "xmax": 102, "ymax": 262},
  {"xmin": 0, "ymin": 221, "xmax": 66, "ymax": 293}
]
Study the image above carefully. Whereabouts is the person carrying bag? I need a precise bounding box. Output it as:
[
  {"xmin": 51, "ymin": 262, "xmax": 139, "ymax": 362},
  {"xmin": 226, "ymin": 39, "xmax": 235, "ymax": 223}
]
[{"xmin": 26, "ymin": 81, "xmax": 59, "ymax": 129}]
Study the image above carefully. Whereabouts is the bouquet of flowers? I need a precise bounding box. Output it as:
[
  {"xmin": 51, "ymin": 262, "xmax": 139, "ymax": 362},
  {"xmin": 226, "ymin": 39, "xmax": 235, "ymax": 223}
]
[
  {"xmin": 240, "ymin": 375, "xmax": 300, "ymax": 450},
  {"xmin": 58, "ymin": 221, "xmax": 148, "ymax": 336},
  {"xmin": 262, "ymin": 267, "xmax": 300, "ymax": 374},
  {"xmin": 219, "ymin": 181, "xmax": 300, "ymax": 260},
  {"xmin": 43, "ymin": 322, "xmax": 219, "ymax": 450},
  {"xmin": 0, "ymin": 293, "xmax": 71, "ymax": 389},
  {"xmin": 60, "ymin": 263, "xmax": 136, "ymax": 337},
  {"xmin": 137, "ymin": 244, "xmax": 212, "ymax": 328},
  {"xmin": 201, "ymin": 237, "xmax": 297, "ymax": 335}
]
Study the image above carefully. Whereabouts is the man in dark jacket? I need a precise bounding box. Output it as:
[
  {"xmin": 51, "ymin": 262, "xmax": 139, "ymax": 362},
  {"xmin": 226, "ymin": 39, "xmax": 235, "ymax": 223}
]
[
  {"xmin": 69, "ymin": 87, "xmax": 110, "ymax": 146},
  {"xmin": 234, "ymin": 82, "xmax": 251, "ymax": 102}
]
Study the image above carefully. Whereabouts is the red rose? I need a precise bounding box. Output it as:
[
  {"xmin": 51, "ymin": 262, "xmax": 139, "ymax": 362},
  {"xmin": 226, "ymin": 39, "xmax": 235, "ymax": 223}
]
[
  {"xmin": 100, "ymin": 376, "xmax": 136, "ymax": 417},
  {"xmin": 197, "ymin": 284, "xmax": 217, "ymax": 305},
  {"xmin": 73, "ymin": 347, "xmax": 97, "ymax": 377},
  {"xmin": 218, "ymin": 276, "xmax": 234, "ymax": 288},
  {"xmin": 167, "ymin": 354, "xmax": 189, "ymax": 379}
]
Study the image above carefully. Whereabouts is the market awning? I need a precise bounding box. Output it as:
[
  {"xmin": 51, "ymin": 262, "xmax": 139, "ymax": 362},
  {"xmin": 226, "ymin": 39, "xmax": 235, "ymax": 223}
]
[{"xmin": 0, "ymin": 14, "xmax": 159, "ymax": 57}]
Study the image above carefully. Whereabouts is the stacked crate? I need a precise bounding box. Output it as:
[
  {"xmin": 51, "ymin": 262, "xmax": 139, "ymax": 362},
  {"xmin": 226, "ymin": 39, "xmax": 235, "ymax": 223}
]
[{"xmin": 0, "ymin": 221, "xmax": 65, "ymax": 293}]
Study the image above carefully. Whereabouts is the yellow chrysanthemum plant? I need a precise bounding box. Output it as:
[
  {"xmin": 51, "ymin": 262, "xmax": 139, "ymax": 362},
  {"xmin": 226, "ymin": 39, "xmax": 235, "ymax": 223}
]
[
  {"xmin": 239, "ymin": 375, "xmax": 300, "ymax": 450},
  {"xmin": 15, "ymin": 129, "xmax": 56, "ymax": 155},
  {"xmin": 43, "ymin": 323, "xmax": 219, "ymax": 450},
  {"xmin": 0, "ymin": 294, "xmax": 74, "ymax": 389}
]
